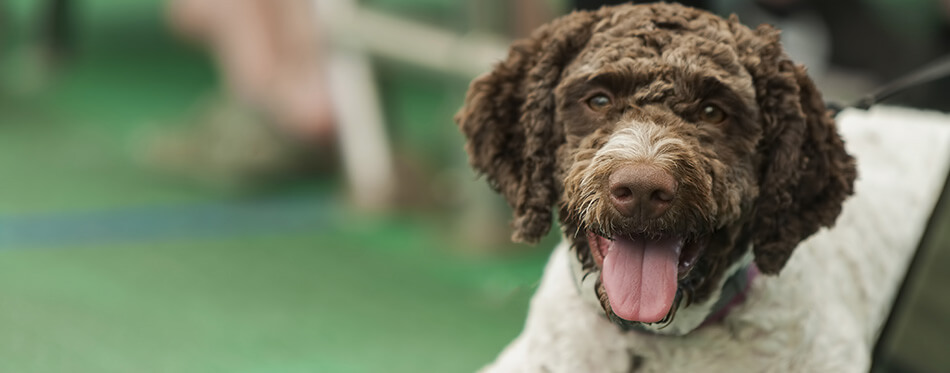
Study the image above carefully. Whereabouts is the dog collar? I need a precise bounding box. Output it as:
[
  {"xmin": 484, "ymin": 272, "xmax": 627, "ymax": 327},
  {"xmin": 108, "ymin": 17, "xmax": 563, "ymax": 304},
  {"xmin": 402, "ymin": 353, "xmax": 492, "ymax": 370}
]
[
  {"xmin": 697, "ymin": 263, "xmax": 758, "ymax": 327},
  {"xmin": 568, "ymin": 246, "xmax": 758, "ymax": 333}
]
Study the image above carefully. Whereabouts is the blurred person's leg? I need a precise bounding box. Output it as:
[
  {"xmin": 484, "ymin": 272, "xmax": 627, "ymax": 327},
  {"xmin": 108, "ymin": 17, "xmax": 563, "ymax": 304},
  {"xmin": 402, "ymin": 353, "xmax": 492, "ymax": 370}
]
[
  {"xmin": 149, "ymin": 0, "xmax": 337, "ymax": 190},
  {"xmin": 167, "ymin": 0, "xmax": 334, "ymax": 143},
  {"xmin": 268, "ymin": 0, "xmax": 335, "ymax": 141}
]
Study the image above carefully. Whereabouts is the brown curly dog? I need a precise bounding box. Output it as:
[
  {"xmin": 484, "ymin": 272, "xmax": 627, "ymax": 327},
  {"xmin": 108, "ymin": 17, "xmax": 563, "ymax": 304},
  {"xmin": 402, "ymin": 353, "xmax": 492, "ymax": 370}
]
[{"xmin": 457, "ymin": 3, "xmax": 855, "ymax": 332}]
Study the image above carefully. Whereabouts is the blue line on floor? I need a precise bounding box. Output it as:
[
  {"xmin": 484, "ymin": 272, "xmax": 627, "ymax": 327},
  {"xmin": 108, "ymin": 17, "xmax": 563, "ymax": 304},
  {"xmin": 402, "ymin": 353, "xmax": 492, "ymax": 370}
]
[{"xmin": 0, "ymin": 196, "xmax": 338, "ymax": 250}]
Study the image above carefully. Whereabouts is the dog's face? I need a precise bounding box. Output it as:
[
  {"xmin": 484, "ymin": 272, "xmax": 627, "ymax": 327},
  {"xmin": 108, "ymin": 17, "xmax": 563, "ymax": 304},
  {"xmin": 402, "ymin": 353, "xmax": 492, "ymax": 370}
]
[
  {"xmin": 555, "ymin": 32, "xmax": 763, "ymax": 325},
  {"xmin": 457, "ymin": 3, "xmax": 855, "ymax": 331}
]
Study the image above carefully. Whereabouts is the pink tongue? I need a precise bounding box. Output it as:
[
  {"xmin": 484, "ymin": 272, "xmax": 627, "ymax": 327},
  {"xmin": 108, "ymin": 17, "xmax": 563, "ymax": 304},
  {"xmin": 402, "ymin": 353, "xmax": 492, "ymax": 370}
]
[{"xmin": 602, "ymin": 236, "xmax": 682, "ymax": 323}]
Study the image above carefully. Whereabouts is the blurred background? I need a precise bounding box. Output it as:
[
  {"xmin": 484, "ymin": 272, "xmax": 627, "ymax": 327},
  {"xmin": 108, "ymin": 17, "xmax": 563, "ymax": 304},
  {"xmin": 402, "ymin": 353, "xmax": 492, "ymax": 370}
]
[{"xmin": 0, "ymin": 0, "xmax": 948, "ymax": 372}]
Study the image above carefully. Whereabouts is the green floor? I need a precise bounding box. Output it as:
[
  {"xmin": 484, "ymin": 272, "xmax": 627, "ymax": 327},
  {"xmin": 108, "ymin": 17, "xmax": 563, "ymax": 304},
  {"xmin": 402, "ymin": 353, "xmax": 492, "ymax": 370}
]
[
  {"xmin": 0, "ymin": 224, "xmax": 543, "ymax": 372},
  {"xmin": 0, "ymin": 1, "xmax": 545, "ymax": 372}
]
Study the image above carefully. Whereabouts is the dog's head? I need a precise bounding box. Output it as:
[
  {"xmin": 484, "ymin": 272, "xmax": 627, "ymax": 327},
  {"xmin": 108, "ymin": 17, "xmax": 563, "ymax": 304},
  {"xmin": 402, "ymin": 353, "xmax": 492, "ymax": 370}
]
[{"xmin": 456, "ymin": 3, "xmax": 856, "ymax": 332}]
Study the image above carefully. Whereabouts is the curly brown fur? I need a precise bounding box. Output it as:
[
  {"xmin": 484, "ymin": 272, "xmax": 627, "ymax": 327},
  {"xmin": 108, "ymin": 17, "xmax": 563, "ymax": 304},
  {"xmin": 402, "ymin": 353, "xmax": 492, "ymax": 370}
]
[
  {"xmin": 456, "ymin": 11, "xmax": 602, "ymax": 244},
  {"xmin": 456, "ymin": 3, "xmax": 855, "ymax": 327}
]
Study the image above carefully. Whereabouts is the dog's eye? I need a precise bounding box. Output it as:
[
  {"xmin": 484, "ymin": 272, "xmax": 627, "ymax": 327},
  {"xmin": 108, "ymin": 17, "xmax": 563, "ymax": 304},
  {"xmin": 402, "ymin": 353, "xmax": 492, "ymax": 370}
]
[
  {"xmin": 699, "ymin": 104, "xmax": 727, "ymax": 124},
  {"xmin": 586, "ymin": 95, "xmax": 612, "ymax": 111}
]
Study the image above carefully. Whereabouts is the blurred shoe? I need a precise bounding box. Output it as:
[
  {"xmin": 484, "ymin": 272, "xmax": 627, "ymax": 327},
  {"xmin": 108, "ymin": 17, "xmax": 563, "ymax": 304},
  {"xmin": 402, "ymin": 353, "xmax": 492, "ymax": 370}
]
[{"xmin": 139, "ymin": 95, "xmax": 337, "ymax": 192}]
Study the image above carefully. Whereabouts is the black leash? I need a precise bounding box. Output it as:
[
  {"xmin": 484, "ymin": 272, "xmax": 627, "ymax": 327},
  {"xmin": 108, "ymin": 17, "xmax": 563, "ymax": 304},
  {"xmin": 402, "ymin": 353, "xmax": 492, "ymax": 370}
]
[{"xmin": 828, "ymin": 54, "xmax": 950, "ymax": 115}]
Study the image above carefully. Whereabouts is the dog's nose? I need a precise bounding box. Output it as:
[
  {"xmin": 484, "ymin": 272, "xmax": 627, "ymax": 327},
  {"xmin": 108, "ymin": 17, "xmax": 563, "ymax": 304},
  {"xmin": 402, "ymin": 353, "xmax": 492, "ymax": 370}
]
[{"xmin": 608, "ymin": 164, "xmax": 676, "ymax": 219}]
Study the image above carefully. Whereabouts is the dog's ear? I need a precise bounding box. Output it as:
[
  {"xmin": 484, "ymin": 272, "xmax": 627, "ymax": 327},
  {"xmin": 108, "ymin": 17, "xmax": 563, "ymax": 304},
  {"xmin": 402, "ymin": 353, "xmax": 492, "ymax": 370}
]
[
  {"xmin": 737, "ymin": 24, "xmax": 857, "ymax": 274},
  {"xmin": 455, "ymin": 10, "xmax": 601, "ymax": 244}
]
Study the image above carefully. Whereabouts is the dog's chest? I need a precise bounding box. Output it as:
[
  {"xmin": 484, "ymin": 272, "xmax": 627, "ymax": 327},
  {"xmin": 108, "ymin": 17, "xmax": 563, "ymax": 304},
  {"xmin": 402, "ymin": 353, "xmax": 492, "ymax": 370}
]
[{"xmin": 488, "ymin": 241, "xmax": 866, "ymax": 373}]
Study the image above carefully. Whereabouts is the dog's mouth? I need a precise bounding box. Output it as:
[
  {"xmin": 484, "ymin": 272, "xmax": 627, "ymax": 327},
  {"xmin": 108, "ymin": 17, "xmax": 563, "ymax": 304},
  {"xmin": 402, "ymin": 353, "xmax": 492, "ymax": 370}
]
[{"xmin": 586, "ymin": 230, "xmax": 707, "ymax": 323}]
